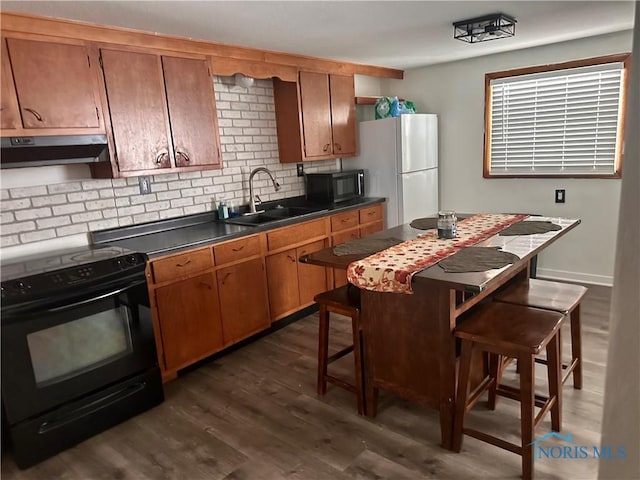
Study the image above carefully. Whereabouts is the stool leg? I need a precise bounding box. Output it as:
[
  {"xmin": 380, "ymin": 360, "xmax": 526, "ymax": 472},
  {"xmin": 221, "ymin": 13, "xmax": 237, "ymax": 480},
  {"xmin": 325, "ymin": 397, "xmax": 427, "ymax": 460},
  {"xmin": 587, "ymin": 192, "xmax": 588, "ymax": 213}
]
[
  {"xmin": 570, "ymin": 306, "xmax": 583, "ymax": 389},
  {"xmin": 317, "ymin": 305, "xmax": 330, "ymax": 395},
  {"xmin": 487, "ymin": 353, "xmax": 500, "ymax": 410},
  {"xmin": 519, "ymin": 354, "xmax": 535, "ymax": 480},
  {"xmin": 452, "ymin": 339, "xmax": 474, "ymax": 453},
  {"xmin": 547, "ymin": 332, "xmax": 562, "ymax": 432},
  {"xmin": 351, "ymin": 311, "xmax": 365, "ymax": 415}
]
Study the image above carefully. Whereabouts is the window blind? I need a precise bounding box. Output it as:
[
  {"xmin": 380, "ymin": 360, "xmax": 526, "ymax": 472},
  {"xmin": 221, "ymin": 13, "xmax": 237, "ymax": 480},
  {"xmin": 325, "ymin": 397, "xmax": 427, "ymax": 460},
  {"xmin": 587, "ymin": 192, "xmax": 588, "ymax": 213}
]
[{"xmin": 489, "ymin": 62, "xmax": 624, "ymax": 176}]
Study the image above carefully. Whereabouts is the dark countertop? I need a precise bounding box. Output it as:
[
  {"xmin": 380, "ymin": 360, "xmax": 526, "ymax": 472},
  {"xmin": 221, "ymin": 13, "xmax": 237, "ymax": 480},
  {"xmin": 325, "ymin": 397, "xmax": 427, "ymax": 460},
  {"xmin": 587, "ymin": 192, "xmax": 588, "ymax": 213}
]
[{"xmin": 91, "ymin": 197, "xmax": 385, "ymax": 258}]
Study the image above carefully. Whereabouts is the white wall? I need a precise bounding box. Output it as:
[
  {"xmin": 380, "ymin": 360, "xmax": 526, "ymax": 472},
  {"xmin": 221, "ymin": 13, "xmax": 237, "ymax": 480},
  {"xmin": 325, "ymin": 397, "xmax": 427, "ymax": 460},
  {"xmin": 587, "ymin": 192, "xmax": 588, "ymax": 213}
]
[{"xmin": 384, "ymin": 31, "xmax": 634, "ymax": 285}]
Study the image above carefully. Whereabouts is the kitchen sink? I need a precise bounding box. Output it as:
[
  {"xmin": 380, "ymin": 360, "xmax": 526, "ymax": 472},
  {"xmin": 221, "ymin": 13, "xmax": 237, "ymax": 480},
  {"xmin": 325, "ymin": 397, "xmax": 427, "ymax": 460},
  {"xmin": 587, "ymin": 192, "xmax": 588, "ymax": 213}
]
[{"xmin": 223, "ymin": 205, "xmax": 328, "ymax": 227}]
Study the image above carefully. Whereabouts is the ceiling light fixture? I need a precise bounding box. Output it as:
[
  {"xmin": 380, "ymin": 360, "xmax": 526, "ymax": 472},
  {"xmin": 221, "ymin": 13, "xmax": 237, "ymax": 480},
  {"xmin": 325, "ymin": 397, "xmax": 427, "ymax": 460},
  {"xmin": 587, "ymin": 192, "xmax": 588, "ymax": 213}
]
[
  {"xmin": 234, "ymin": 73, "xmax": 255, "ymax": 89},
  {"xmin": 453, "ymin": 13, "xmax": 517, "ymax": 43}
]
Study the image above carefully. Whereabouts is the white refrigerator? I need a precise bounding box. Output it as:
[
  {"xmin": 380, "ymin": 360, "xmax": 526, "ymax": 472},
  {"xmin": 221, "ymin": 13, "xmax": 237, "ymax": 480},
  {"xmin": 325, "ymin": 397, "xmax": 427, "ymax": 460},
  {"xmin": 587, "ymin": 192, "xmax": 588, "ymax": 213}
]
[{"xmin": 347, "ymin": 114, "xmax": 438, "ymax": 228}]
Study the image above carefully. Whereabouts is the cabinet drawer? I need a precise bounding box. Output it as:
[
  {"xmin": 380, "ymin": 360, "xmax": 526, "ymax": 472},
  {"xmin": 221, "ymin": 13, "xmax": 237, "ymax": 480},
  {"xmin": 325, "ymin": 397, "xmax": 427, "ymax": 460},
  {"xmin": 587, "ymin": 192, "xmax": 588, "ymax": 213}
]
[
  {"xmin": 330, "ymin": 211, "xmax": 358, "ymax": 232},
  {"xmin": 151, "ymin": 248, "xmax": 213, "ymax": 284},
  {"xmin": 359, "ymin": 205, "xmax": 383, "ymax": 224},
  {"xmin": 214, "ymin": 235, "xmax": 261, "ymax": 265},
  {"xmin": 267, "ymin": 219, "xmax": 326, "ymax": 251}
]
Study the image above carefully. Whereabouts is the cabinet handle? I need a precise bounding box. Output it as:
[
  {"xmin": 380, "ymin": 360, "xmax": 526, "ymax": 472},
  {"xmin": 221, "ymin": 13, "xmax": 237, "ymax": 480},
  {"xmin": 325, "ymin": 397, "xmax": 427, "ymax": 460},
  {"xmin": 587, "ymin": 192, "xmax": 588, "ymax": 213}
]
[
  {"xmin": 287, "ymin": 255, "xmax": 296, "ymax": 263},
  {"xmin": 176, "ymin": 150, "xmax": 191, "ymax": 163},
  {"xmin": 24, "ymin": 108, "xmax": 43, "ymax": 122},
  {"xmin": 322, "ymin": 143, "xmax": 330, "ymax": 152},
  {"xmin": 175, "ymin": 259, "xmax": 192, "ymax": 267},
  {"xmin": 155, "ymin": 152, "xmax": 168, "ymax": 165},
  {"xmin": 232, "ymin": 245, "xmax": 245, "ymax": 252},
  {"xmin": 334, "ymin": 143, "xmax": 342, "ymax": 151},
  {"xmin": 220, "ymin": 272, "xmax": 232, "ymax": 285},
  {"xmin": 0, "ymin": 107, "xmax": 6, "ymax": 112}
]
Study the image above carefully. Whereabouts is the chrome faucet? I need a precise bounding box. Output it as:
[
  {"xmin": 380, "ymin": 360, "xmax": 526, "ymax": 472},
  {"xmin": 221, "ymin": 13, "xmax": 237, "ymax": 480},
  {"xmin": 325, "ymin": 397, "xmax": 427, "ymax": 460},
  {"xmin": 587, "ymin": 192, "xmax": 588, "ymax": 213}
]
[{"xmin": 248, "ymin": 167, "xmax": 281, "ymax": 214}]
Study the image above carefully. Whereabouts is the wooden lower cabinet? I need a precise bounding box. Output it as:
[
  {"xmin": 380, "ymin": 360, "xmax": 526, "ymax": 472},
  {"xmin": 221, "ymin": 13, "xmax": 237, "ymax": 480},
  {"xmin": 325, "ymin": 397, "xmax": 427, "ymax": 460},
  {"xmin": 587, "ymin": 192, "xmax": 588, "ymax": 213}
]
[
  {"xmin": 154, "ymin": 272, "xmax": 223, "ymax": 371},
  {"xmin": 217, "ymin": 258, "xmax": 270, "ymax": 343},
  {"xmin": 266, "ymin": 240, "xmax": 327, "ymax": 320}
]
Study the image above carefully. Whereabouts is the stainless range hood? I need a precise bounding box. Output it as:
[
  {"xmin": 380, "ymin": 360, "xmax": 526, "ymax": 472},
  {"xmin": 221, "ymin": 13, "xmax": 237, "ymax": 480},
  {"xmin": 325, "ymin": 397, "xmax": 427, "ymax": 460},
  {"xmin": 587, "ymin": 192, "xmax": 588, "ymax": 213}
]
[{"xmin": 0, "ymin": 135, "xmax": 110, "ymax": 169}]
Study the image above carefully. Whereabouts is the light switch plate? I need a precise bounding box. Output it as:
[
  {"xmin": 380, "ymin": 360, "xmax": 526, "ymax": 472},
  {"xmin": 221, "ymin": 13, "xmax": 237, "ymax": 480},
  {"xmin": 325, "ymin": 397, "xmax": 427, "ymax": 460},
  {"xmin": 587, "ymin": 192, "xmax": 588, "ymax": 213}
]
[
  {"xmin": 296, "ymin": 163, "xmax": 304, "ymax": 177},
  {"xmin": 139, "ymin": 176, "xmax": 152, "ymax": 195},
  {"xmin": 555, "ymin": 189, "xmax": 565, "ymax": 203}
]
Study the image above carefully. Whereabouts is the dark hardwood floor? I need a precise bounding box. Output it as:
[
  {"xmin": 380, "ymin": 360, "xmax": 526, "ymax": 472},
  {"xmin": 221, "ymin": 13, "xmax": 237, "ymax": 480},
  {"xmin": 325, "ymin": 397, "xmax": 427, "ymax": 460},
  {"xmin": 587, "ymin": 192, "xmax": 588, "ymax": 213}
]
[{"xmin": 2, "ymin": 285, "xmax": 611, "ymax": 479}]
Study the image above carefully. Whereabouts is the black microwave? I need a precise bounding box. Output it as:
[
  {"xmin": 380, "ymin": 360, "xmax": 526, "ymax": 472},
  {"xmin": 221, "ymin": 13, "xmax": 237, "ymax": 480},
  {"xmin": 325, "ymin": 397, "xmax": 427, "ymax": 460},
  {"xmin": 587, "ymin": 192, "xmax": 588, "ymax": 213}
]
[{"xmin": 305, "ymin": 170, "xmax": 365, "ymax": 204}]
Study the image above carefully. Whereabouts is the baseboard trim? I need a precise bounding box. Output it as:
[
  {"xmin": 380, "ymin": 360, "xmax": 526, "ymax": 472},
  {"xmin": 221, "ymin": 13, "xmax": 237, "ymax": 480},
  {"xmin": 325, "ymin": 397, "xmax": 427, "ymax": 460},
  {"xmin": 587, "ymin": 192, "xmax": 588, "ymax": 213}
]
[{"xmin": 537, "ymin": 268, "xmax": 613, "ymax": 287}]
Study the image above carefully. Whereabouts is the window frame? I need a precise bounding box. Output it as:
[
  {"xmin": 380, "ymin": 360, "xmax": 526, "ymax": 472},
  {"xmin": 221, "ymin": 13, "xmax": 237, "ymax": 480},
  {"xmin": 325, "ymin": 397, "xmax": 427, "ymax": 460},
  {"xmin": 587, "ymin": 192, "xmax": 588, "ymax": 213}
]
[{"xmin": 483, "ymin": 54, "xmax": 630, "ymax": 179}]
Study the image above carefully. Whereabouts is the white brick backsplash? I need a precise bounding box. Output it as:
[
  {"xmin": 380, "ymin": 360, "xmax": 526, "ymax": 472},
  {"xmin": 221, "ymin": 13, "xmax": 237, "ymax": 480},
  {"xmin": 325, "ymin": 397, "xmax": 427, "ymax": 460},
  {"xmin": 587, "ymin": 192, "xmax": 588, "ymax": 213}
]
[
  {"xmin": 20, "ymin": 229, "xmax": 56, "ymax": 243},
  {"xmin": 10, "ymin": 186, "xmax": 48, "ymax": 198},
  {"xmin": 170, "ymin": 198, "xmax": 194, "ymax": 208},
  {"xmin": 71, "ymin": 211, "xmax": 103, "ymax": 223},
  {"xmin": 48, "ymin": 182, "xmax": 82, "ymax": 194},
  {"xmin": 67, "ymin": 191, "xmax": 100, "ymax": 202},
  {"xmin": 2, "ymin": 235, "xmax": 19, "ymax": 247},
  {"xmin": 133, "ymin": 212, "xmax": 160, "ymax": 223},
  {"xmin": 31, "ymin": 194, "xmax": 67, "ymax": 207},
  {"xmin": 0, "ymin": 77, "xmax": 335, "ymax": 248},
  {"xmin": 1, "ymin": 211, "xmax": 15, "ymax": 224},
  {"xmin": 145, "ymin": 201, "xmax": 171, "ymax": 212},
  {"xmin": 89, "ymin": 219, "xmax": 120, "ymax": 231},
  {"xmin": 156, "ymin": 190, "xmax": 181, "ymax": 201},
  {"xmin": 86, "ymin": 199, "xmax": 117, "ymax": 210},
  {"xmin": 15, "ymin": 207, "xmax": 52, "ymax": 221},
  {"xmin": 52, "ymin": 203, "xmax": 86, "ymax": 216},
  {"xmin": 57, "ymin": 224, "xmax": 88, "ymax": 236},
  {"xmin": 36, "ymin": 216, "xmax": 71, "ymax": 229},
  {"xmin": 117, "ymin": 206, "xmax": 145, "ymax": 216}
]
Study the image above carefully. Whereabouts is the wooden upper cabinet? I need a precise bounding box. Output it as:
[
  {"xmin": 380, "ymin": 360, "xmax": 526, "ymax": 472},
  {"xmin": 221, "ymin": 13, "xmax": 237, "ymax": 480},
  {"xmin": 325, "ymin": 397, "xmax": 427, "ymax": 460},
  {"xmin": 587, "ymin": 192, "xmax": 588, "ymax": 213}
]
[
  {"xmin": 161, "ymin": 56, "xmax": 221, "ymax": 168},
  {"xmin": 273, "ymin": 71, "xmax": 357, "ymax": 163},
  {"xmin": 100, "ymin": 49, "xmax": 173, "ymax": 172},
  {"xmin": 0, "ymin": 38, "xmax": 20, "ymax": 130},
  {"xmin": 100, "ymin": 48, "xmax": 221, "ymax": 176},
  {"xmin": 2, "ymin": 37, "xmax": 102, "ymax": 133},
  {"xmin": 299, "ymin": 71, "xmax": 333, "ymax": 158},
  {"xmin": 329, "ymin": 74, "xmax": 357, "ymax": 156}
]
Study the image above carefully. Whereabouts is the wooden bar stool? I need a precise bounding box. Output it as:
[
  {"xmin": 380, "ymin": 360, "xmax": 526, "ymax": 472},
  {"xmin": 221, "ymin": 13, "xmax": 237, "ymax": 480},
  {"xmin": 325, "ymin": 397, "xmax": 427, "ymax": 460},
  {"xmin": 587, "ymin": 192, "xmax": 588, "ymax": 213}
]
[
  {"xmin": 315, "ymin": 285, "xmax": 365, "ymax": 415},
  {"xmin": 494, "ymin": 279, "xmax": 587, "ymax": 389},
  {"xmin": 453, "ymin": 302, "xmax": 565, "ymax": 480}
]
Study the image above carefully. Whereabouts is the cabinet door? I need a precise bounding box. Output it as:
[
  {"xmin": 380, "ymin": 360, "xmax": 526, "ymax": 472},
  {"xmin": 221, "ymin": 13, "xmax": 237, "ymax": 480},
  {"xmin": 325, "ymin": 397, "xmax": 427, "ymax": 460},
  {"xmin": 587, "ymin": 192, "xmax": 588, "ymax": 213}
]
[
  {"xmin": 0, "ymin": 38, "xmax": 20, "ymax": 130},
  {"xmin": 155, "ymin": 272, "xmax": 223, "ymax": 371},
  {"xmin": 331, "ymin": 229, "xmax": 360, "ymax": 288},
  {"xmin": 329, "ymin": 74, "xmax": 356, "ymax": 156},
  {"xmin": 266, "ymin": 249, "xmax": 300, "ymax": 320},
  {"xmin": 297, "ymin": 240, "xmax": 328, "ymax": 305},
  {"xmin": 299, "ymin": 71, "xmax": 333, "ymax": 158},
  {"xmin": 162, "ymin": 56, "xmax": 221, "ymax": 169},
  {"xmin": 360, "ymin": 221, "xmax": 384, "ymax": 237},
  {"xmin": 7, "ymin": 38, "xmax": 100, "ymax": 129},
  {"xmin": 100, "ymin": 49, "xmax": 172, "ymax": 172},
  {"xmin": 217, "ymin": 258, "xmax": 270, "ymax": 343}
]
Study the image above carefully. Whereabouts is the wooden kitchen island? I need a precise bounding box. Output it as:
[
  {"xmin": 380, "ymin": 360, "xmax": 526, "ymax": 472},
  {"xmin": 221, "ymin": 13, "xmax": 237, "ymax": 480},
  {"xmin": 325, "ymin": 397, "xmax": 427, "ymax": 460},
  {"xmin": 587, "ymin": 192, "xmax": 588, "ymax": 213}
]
[{"xmin": 300, "ymin": 216, "xmax": 581, "ymax": 450}]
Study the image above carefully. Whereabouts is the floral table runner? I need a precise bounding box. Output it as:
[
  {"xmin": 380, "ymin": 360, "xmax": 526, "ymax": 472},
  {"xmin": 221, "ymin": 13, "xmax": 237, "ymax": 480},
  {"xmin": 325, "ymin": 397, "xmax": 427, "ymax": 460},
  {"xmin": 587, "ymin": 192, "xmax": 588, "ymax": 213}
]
[{"xmin": 346, "ymin": 213, "xmax": 528, "ymax": 294}]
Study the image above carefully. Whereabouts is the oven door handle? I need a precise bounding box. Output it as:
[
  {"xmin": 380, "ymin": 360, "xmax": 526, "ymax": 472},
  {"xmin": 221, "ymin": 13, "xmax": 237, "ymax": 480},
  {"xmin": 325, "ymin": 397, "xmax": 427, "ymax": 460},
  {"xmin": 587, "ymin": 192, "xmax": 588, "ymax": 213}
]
[{"xmin": 44, "ymin": 279, "xmax": 148, "ymax": 313}]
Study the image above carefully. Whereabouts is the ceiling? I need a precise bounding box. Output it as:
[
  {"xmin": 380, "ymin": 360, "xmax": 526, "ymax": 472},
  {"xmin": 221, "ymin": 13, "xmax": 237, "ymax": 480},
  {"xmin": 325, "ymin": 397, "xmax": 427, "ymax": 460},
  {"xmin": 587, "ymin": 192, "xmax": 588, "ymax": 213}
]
[{"xmin": 1, "ymin": 1, "xmax": 635, "ymax": 70}]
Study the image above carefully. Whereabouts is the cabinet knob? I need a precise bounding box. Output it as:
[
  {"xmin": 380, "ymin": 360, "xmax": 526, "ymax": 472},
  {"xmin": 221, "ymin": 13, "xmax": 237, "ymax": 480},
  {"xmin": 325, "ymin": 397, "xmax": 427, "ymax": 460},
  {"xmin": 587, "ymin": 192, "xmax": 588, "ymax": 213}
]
[
  {"xmin": 334, "ymin": 143, "xmax": 342, "ymax": 151},
  {"xmin": 322, "ymin": 143, "xmax": 330, "ymax": 152},
  {"xmin": 24, "ymin": 107, "xmax": 43, "ymax": 122}
]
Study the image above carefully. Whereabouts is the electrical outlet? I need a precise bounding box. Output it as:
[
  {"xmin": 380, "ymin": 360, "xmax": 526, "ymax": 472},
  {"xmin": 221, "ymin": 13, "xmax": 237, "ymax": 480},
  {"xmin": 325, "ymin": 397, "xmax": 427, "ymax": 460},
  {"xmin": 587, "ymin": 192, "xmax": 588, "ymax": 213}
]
[
  {"xmin": 296, "ymin": 163, "xmax": 304, "ymax": 177},
  {"xmin": 555, "ymin": 189, "xmax": 565, "ymax": 203},
  {"xmin": 139, "ymin": 176, "xmax": 152, "ymax": 195}
]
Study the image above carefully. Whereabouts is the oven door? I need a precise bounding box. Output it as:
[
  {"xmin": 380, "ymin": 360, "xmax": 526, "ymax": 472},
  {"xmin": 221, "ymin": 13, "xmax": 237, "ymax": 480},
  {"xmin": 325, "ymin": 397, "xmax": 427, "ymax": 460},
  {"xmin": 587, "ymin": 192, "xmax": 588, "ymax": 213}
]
[{"xmin": 1, "ymin": 276, "xmax": 157, "ymax": 425}]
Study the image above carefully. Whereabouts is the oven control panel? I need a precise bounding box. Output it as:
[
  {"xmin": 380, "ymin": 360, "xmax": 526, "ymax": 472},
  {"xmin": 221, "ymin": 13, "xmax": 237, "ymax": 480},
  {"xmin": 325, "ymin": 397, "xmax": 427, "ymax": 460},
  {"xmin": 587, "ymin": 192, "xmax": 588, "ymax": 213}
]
[{"xmin": 1, "ymin": 252, "xmax": 147, "ymax": 306}]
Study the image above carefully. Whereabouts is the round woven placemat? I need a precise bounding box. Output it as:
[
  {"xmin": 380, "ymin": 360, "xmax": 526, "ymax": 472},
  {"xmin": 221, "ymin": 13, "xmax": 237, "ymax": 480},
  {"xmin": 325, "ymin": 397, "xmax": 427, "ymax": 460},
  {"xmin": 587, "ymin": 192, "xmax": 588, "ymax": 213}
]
[
  {"xmin": 438, "ymin": 247, "xmax": 520, "ymax": 273},
  {"xmin": 333, "ymin": 237, "xmax": 404, "ymax": 256},
  {"xmin": 499, "ymin": 221, "xmax": 561, "ymax": 236},
  {"xmin": 409, "ymin": 217, "xmax": 438, "ymax": 230}
]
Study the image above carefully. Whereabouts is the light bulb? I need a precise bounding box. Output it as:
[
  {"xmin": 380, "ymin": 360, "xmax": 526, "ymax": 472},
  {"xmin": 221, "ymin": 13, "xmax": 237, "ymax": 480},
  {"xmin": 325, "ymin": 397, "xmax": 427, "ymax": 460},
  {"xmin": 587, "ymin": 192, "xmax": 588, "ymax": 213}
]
[{"xmin": 234, "ymin": 73, "xmax": 255, "ymax": 89}]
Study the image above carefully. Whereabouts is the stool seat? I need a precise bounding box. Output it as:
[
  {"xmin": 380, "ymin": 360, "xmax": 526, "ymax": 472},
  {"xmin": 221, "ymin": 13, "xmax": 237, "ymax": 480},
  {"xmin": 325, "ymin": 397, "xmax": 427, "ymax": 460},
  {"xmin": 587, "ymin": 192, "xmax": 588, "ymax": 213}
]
[
  {"xmin": 453, "ymin": 302, "xmax": 565, "ymax": 480},
  {"xmin": 494, "ymin": 279, "xmax": 587, "ymax": 313},
  {"xmin": 315, "ymin": 285, "xmax": 365, "ymax": 414},
  {"xmin": 456, "ymin": 302, "xmax": 564, "ymax": 355},
  {"xmin": 494, "ymin": 279, "xmax": 587, "ymax": 389}
]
